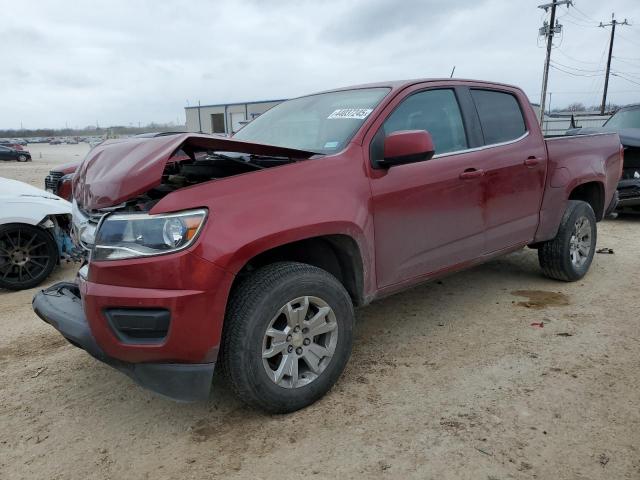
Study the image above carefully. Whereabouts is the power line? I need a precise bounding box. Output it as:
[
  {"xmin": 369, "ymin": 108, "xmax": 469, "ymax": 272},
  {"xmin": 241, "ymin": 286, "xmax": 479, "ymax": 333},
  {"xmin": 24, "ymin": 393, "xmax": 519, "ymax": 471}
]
[
  {"xmin": 611, "ymin": 73, "xmax": 640, "ymax": 87},
  {"xmin": 613, "ymin": 56, "xmax": 640, "ymax": 68},
  {"xmin": 550, "ymin": 59, "xmax": 604, "ymax": 73},
  {"xmin": 614, "ymin": 55, "xmax": 640, "ymax": 62},
  {"xmin": 616, "ymin": 32, "xmax": 640, "ymax": 49},
  {"xmin": 558, "ymin": 10, "xmax": 598, "ymax": 28},
  {"xmin": 550, "ymin": 63, "xmax": 602, "ymax": 77},
  {"xmin": 571, "ymin": 5, "xmax": 600, "ymax": 24},
  {"xmin": 556, "ymin": 48, "xmax": 603, "ymax": 65}
]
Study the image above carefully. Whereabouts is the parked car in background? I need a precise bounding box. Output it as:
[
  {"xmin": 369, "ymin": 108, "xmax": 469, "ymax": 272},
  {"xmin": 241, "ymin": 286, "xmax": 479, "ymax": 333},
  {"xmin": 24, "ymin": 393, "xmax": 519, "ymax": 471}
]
[
  {"xmin": 11, "ymin": 138, "xmax": 28, "ymax": 146},
  {"xmin": 34, "ymin": 78, "xmax": 622, "ymax": 412},
  {"xmin": 0, "ymin": 140, "xmax": 25, "ymax": 151},
  {"xmin": 44, "ymin": 162, "xmax": 77, "ymax": 201},
  {"xmin": 49, "ymin": 138, "xmax": 62, "ymax": 145},
  {"xmin": 0, "ymin": 178, "xmax": 77, "ymax": 290},
  {"xmin": 0, "ymin": 145, "xmax": 31, "ymax": 162},
  {"xmin": 566, "ymin": 104, "xmax": 640, "ymax": 213}
]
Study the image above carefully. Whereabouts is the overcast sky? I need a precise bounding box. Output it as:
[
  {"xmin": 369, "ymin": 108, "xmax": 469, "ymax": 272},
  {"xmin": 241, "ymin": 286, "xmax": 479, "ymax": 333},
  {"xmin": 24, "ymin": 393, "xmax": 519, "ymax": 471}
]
[{"xmin": 1, "ymin": 0, "xmax": 639, "ymax": 130}]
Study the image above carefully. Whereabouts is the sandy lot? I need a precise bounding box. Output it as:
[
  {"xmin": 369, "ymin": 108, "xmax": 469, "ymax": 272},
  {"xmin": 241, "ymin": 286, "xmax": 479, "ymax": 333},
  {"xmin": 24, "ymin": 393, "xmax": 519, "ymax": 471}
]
[{"xmin": 1, "ymin": 145, "xmax": 639, "ymax": 479}]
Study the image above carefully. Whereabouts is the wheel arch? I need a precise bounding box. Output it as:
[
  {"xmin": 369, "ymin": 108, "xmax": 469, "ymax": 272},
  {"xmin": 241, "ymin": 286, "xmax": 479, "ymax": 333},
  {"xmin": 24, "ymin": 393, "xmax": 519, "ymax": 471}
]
[
  {"xmin": 567, "ymin": 180, "xmax": 605, "ymax": 221},
  {"xmin": 229, "ymin": 233, "xmax": 368, "ymax": 307}
]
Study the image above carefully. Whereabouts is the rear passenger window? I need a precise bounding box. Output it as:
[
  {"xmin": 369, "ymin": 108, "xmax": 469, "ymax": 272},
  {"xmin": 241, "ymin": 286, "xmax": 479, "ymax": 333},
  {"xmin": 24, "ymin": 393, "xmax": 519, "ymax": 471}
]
[
  {"xmin": 470, "ymin": 89, "xmax": 526, "ymax": 145},
  {"xmin": 383, "ymin": 89, "xmax": 468, "ymax": 155}
]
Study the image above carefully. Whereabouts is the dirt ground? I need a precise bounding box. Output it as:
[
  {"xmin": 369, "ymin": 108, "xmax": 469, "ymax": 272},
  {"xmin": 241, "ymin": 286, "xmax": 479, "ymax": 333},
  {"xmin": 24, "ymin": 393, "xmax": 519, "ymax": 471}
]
[{"xmin": 1, "ymin": 144, "xmax": 639, "ymax": 479}]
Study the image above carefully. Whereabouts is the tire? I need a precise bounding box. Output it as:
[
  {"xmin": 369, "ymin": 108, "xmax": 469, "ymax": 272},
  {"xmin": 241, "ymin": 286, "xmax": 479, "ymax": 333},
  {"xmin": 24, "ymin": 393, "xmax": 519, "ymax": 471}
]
[
  {"xmin": 17, "ymin": 154, "xmax": 27, "ymax": 162},
  {"xmin": 220, "ymin": 262, "xmax": 354, "ymax": 413},
  {"xmin": 0, "ymin": 224, "xmax": 58, "ymax": 290},
  {"xmin": 538, "ymin": 200, "xmax": 597, "ymax": 282}
]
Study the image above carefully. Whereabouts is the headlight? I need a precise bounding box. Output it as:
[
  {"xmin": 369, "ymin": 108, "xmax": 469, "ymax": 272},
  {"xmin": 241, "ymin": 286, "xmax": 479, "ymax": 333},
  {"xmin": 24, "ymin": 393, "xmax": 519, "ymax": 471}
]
[{"xmin": 93, "ymin": 209, "xmax": 207, "ymax": 261}]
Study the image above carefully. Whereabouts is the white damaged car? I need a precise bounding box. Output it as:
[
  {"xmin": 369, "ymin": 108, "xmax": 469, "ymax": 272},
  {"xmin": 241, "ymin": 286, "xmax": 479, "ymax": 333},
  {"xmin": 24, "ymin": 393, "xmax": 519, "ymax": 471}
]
[{"xmin": 0, "ymin": 177, "xmax": 77, "ymax": 290}]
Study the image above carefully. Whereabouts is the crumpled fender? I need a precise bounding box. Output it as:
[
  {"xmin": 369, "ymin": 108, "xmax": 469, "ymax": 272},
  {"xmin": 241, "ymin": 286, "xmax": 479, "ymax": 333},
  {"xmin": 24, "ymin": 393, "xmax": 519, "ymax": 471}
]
[
  {"xmin": 0, "ymin": 177, "xmax": 71, "ymax": 226},
  {"xmin": 1, "ymin": 197, "xmax": 71, "ymax": 226}
]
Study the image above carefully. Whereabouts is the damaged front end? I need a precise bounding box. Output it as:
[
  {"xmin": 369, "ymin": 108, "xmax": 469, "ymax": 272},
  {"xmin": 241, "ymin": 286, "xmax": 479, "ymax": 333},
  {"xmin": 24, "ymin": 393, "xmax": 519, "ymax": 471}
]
[
  {"xmin": 73, "ymin": 132, "xmax": 318, "ymax": 212},
  {"xmin": 68, "ymin": 133, "xmax": 319, "ymax": 258}
]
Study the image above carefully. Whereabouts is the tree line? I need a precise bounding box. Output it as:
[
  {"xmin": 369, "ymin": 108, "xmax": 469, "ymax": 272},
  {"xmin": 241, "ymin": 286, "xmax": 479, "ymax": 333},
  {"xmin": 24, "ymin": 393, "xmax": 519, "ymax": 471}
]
[{"xmin": 0, "ymin": 122, "xmax": 186, "ymax": 139}]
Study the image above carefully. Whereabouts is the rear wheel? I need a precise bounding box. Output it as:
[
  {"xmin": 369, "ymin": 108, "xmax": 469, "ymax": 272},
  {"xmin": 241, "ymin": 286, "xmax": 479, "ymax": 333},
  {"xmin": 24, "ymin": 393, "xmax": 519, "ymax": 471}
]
[
  {"xmin": 538, "ymin": 200, "xmax": 597, "ymax": 281},
  {"xmin": 0, "ymin": 224, "xmax": 58, "ymax": 290},
  {"xmin": 221, "ymin": 262, "xmax": 354, "ymax": 413}
]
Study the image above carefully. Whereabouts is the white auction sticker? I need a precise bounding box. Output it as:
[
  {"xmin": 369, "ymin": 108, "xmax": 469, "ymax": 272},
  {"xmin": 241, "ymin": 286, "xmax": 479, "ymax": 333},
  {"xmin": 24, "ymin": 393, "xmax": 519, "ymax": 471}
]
[{"xmin": 327, "ymin": 108, "xmax": 373, "ymax": 120}]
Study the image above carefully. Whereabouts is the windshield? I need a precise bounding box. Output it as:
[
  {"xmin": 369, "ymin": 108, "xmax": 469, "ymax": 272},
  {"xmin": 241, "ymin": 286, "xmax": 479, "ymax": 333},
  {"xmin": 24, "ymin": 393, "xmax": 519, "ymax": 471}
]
[
  {"xmin": 233, "ymin": 87, "xmax": 390, "ymax": 153},
  {"xmin": 604, "ymin": 107, "xmax": 640, "ymax": 129}
]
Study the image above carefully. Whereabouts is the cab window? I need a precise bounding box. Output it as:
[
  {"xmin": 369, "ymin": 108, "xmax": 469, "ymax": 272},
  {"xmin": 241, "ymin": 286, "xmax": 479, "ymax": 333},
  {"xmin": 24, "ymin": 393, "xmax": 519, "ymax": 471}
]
[
  {"xmin": 470, "ymin": 89, "xmax": 526, "ymax": 145},
  {"xmin": 382, "ymin": 89, "xmax": 468, "ymax": 155}
]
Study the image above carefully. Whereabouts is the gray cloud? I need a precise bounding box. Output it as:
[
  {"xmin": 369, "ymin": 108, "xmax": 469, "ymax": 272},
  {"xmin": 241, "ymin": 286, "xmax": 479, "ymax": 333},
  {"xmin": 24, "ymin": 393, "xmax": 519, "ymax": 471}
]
[{"xmin": 0, "ymin": 0, "xmax": 639, "ymax": 129}]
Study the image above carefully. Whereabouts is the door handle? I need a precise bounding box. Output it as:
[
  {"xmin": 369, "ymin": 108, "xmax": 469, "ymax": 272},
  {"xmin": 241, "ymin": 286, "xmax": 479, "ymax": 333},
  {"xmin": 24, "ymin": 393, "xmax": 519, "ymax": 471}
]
[
  {"xmin": 524, "ymin": 156, "xmax": 543, "ymax": 167},
  {"xmin": 459, "ymin": 168, "xmax": 485, "ymax": 180}
]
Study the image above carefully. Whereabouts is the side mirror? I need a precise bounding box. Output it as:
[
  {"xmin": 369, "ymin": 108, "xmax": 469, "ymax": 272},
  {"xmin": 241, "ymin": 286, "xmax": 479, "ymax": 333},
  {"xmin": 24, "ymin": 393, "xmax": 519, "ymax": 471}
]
[{"xmin": 378, "ymin": 130, "xmax": 435, "ymax": 168}]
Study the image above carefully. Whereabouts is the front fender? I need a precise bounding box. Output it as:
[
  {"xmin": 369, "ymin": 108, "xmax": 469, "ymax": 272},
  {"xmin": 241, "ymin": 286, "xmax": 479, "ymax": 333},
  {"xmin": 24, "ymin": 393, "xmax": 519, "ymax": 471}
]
[
  {"xmin": 213, "ymin": 221, "xmax": 370, "ymax": 275},
  {"xmin": 0, "ymin": 198, "xmax": 72, "ymax": 226}
]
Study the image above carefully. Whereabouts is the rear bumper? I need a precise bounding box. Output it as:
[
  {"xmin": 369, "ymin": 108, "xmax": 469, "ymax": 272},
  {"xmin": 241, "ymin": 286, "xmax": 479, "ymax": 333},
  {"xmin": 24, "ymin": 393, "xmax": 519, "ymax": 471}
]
[{"xmin": 32, "ymin": 282, "xmax": 215, "ymax": 402}]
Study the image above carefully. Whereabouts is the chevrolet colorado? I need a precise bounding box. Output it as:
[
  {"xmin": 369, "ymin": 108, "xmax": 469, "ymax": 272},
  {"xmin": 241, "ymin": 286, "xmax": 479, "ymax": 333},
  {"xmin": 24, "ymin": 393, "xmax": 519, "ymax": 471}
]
[{"xmin": 33, "ymin": 79, "xmax": 623, "ymax": 413}]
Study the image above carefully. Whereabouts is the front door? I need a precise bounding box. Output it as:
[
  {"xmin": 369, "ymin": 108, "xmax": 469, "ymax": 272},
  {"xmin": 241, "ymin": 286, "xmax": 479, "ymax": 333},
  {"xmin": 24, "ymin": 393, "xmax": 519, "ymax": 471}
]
[{"xmin": 368, "ymin": 88, "xmax": 487, "ymax": 288}]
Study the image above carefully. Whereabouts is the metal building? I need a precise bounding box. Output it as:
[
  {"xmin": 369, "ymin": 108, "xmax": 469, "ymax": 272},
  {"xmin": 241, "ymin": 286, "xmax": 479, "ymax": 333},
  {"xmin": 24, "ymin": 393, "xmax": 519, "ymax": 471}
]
[{"xmin": 185, "ymin": 99, "xmax": 285, "ymax": 135}]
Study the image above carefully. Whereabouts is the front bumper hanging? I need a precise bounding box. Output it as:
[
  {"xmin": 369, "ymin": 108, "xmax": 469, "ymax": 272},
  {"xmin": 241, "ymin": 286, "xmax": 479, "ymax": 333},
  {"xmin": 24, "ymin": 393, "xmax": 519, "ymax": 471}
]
[{"xmin": 32, "ymin": 282, "xmax": 215, "ymax": 402}]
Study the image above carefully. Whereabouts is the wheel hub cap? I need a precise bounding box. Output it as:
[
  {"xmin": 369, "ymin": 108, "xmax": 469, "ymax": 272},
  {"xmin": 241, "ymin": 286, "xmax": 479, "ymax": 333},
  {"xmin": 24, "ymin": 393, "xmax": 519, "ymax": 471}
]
[
  {"xmin": 291, "ymin": 332, "xmax": 304, "ymax": 348},
  {"xmin": 569, "ymin": 216, "xmax": 592, "ymax": 268},
  {"xmin": 261, "ymin": 296, "xmax": 339, "ymax": 389}
]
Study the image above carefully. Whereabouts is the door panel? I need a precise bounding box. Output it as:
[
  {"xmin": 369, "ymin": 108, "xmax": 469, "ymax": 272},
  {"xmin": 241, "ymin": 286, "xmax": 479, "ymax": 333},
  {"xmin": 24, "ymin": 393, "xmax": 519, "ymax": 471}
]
[
  {"xmin": 481, "ymin": 136, "xmax": 547, "ymax": 250},
  {"xmin": 469, "ymin": 89, "xmax": 546, "ymax": 251},
  {"xmin": 370, "ymin": 152, "xmax": 486, "ymax": 287}
]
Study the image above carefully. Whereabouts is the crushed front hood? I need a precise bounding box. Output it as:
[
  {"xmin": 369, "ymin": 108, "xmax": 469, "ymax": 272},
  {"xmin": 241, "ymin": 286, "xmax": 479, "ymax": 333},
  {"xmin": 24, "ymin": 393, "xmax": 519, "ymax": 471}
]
[{"xmin": 73, "ymin": 133, "xmax": 317, "ymax": 210}]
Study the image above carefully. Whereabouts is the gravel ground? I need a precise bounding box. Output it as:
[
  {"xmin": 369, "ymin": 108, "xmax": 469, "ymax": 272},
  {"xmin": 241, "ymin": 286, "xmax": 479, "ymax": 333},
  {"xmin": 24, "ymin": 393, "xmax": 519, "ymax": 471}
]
[{"xmin": 1, "ymin": 144, "xmax": 639, "ymax": 479}]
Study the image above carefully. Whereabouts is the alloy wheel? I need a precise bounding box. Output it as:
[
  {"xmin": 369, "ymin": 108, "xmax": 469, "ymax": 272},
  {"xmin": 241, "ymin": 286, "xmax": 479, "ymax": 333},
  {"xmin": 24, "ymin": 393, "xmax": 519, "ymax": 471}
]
[
  {"xmin": 569, "ymin": 216, "xmax": 592, "ymax": 268},
  {"xmin": 262, "ymin": 296, "xmax": 339, "ymax": 389}
]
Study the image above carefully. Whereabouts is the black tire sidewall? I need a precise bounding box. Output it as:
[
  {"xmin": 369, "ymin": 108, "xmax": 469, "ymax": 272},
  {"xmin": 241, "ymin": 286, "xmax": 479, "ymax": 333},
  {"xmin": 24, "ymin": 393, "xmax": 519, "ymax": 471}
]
[
  {"xmin": 0, "ymin": 224, "xmax": 58, "ymax": 290},
  {"xmin": 558, "ymin": 202, "xmax": 597, "ymax": 280},
  {"xmin": 230, "ymin": 265, "xmax": 354, "ymax": 412}
]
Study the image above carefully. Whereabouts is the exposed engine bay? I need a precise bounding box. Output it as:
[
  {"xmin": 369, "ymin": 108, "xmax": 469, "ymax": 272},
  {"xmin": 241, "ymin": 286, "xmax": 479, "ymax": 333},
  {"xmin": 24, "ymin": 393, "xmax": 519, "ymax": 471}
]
[
  {"xmin": 72, "ymin": 133, "xmax": 319, "ymax": 213},
  {"xmin": 126, "ymin": 150, "xmax": 296, "ymax": 212}
]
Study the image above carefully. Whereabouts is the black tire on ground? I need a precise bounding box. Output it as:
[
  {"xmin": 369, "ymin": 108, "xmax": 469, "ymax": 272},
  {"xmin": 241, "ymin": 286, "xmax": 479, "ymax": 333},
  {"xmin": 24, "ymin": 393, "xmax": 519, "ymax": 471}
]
[
  {"xmin": 220, "ymin": 261, "xmax": 354, "ymax": 413},
  {"xmin": 538, "ymin": 200, "xmax": 597, "ymax": 282},
  {"xmin": 0, "ymin": 224, "xmax": 58, "ymax": 290},
  {"xmin": 17, "ymin": 154, "xmax": 28, "ymax": 162}
]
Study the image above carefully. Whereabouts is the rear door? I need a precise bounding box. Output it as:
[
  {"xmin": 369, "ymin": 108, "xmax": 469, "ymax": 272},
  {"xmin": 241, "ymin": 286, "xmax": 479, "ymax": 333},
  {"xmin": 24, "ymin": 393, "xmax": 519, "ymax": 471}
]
[
  {"xmin": 367, "ymin": 86, "xmax": 487, "ymax": 288},
  {"xmin": 468, "ymin": 88, "xmax": 547, "ymax": 251},
  {"xmin": 0, "ymin": 146, "xmax": 12, "ymax": 160}
]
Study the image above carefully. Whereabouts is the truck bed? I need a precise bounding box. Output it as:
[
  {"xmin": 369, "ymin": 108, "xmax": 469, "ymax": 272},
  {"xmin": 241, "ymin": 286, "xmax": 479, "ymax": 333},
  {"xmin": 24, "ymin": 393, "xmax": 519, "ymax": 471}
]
[{"xmin": 535, "ymin": 132, "xmax": 623, "ymax": 242}]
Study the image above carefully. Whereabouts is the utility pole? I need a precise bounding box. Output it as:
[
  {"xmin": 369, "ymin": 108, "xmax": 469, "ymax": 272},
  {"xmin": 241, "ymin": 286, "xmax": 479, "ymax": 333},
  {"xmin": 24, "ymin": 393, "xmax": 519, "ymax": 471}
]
[
  {"xmin": 197, "ymin": 100, "xmax": 203, "ymax": 133},
  {"xmin": 537, "ymin": 0, "xmax": 572, "ymax": 126},
  {"xmin": 599, "ymin": 13, "xmax": 629, "ymax": 115}
]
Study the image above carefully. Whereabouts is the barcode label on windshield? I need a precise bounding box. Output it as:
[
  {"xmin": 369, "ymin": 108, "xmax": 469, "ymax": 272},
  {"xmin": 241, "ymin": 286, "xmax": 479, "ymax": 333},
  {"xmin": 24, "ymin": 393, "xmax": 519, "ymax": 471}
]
[{"xmin": 327, "ymin": 108, "xmax": 373, "ymax": 120}]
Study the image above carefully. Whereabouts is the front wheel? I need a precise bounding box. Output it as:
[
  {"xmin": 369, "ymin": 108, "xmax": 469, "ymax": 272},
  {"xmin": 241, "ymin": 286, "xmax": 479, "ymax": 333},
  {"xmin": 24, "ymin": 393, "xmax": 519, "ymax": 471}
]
[
  {"xmin": 0, "ymin": 224, "xmax": 58, "ymax": 290},
  {"xmin": 17, "ymin": 154, "xmax": 28, "ymax": 162},
  {"xmin": 538, "ymin": 200, "xmax": 597, "ymax": 281},
  {"xmin": 220, "ymin": 262, "xmax": 354, "ymax": 413}
]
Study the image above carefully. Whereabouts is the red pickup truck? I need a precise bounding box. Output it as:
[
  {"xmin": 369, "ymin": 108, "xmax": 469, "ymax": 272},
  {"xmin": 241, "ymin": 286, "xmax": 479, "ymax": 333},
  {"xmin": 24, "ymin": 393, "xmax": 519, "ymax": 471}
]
[{"xmin": 33, "ymin": 79, "xmax": 622, "ymax": 413}]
